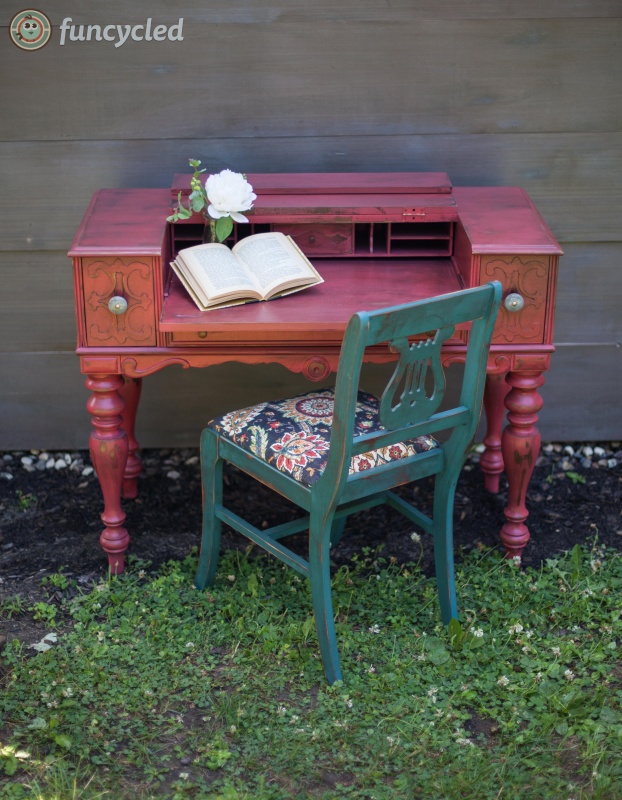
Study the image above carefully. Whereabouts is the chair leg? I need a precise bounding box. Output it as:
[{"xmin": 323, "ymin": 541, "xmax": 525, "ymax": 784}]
[
  {"xmin": 195, "ymin": 430, "xmax": 223, "ymax": 590},
  {"xmin": 309, "ymin": 517, "xmax": 343, "ymax": 684},
  {"xmin": 431, "ymin": 475, "xmax": 459, "ymax": 625}
]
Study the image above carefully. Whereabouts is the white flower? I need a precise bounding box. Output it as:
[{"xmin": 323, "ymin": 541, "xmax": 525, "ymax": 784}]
[
  {"xmin": 512, "ymin": 555, "xmax": 522, "ymax": 566},
  {"xmin": 368, "ymin": 624, "xmax": 381, "ymax": 634},
  {"xmin": 410, "ymin": 532, "xmax": 421, "ymax": 543},
  {"xmin": 564, "ymin": 669, "xmax": 575, "ymax": 681},
  {"xmin": 456, "ymin": 737, "xmax": 474, "ymax": 747},
  {"xmin": 206, "ymin": 170, "xmax": 256, "ymax": 222},
  {"xmin": 470, "ymin": 627, "xmax": 484, "ymax": 638},
  {"xmin": 497, "ymin": 675, "xmax": 510, "ymax": 686},
  {"xmin": 179, "ymin": 772, "xmax": 189, "ymax": 780},
  {"xmin": 551, "ymin": 646, "xmax": 561, "ymax": 657},
  {"xmin": 509, "ymin": 622, "xmax": 523, "ymax": 635}
]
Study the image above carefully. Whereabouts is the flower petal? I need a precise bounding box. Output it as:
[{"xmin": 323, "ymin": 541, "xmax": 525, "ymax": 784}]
[{"xmin": 207, "ymin": 204, "xmax": 227, "ymax": 219}]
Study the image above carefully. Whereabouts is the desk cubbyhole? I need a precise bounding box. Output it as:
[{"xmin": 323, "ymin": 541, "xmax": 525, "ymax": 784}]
[{"xmin": 388, "ymin": 222, "xmax": 453, "ymax": 257}]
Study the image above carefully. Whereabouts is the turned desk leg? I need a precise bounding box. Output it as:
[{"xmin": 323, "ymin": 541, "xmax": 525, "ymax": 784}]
[
  {"xmin": 120, "ymin": 377, "xmax": 143, "ymax": 499},
  {"xmin": 480, "ymin": 372, "xmax": 511, "ymax": 494},
  {"xmin": 500, "ymin": 370, "xmax": 544, "ymax": 558},
  {"xmin": 85, "ymin": 374, "xmax": 130, "ymax": 575}
]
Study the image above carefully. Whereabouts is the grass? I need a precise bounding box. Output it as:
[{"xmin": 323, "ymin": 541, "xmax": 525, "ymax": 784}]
[{"xmin": 1, "ymin": 539, "xmax": 621, "ymax": 799}]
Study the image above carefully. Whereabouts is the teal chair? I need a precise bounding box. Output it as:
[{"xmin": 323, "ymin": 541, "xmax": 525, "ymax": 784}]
[{"xmin": 196, "ymin": 282, "xmax": 501, "ymax": 684}]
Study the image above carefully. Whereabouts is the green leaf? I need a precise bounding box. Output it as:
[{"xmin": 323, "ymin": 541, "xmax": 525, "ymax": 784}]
[
  {"xmin": 191, "ymin": 195, "xmax": 206, "ymax": 213},
  {"xmin": 247, "ymin": 572, "xmax": 259, "ymax": 598},
  {"xmin": 447, "ymin": 618, "xmax": 464, "ymax": 650},
  {"xmin": 3, "ymin": 753, "xmax": 18, "ymax": 776},
  {"xmin": 54, "ymin": 734, "xmax": 72, "ymax": 750},
  {"xmin": 215, "ymin": 216, "xmax": 234, "ymax": 242},
  {"xmin": 424, "ymin": 636, "xmax": 450, "ymax": 665}
]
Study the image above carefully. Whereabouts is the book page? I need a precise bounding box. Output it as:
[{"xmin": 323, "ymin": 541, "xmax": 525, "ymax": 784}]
[
  {"xmin": 233, "ymin": 234, "xmax": 311, "ymax": 294},
  {"xmin": 183, "ymin": 244, "xmax": 258, "ymax": 297}
]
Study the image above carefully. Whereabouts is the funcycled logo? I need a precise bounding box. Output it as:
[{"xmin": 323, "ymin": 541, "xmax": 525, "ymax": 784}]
[{"xmin": 9, "ymin": 9, "xmax": 52, "ymax": 50}]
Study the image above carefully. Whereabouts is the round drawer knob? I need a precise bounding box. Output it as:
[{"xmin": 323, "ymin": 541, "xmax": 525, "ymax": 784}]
[
  {"xmin": 197, "ymin": 331, "xmax": 208, "ymax": 339},
  {"xmin": 308, "ymin": 235, "xmax": 316, "ymax": 244},
  {"xmin": 504, "ymin": 293, "xmax": 524, "ymax": 313},
  {"xmin": 108, "ymin": 296, "xmax": 128, "ymax": 315}
]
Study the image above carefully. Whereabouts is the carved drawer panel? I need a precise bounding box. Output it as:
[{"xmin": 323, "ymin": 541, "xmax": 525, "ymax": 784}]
[
  {"xmin": 276, "ymin": 224, "xmax": 353, "ymax": 255},
  {"xmin": 481, "ymin": 255, "xmax": 552, "ymax": 345},
  {"xmin": 81, "ymin": 257, "xmax": 157, "ymax": 347}
]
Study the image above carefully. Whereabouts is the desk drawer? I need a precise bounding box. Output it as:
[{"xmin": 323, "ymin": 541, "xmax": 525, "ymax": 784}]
[
  {"xmin": 481, "ymin": 254, "xmax": 553, "ymax": 345},
  {"xmin": 80, "ymin": 257, "xmax": 157, "ymax": 347},
  {"xmin": 276, "ymin": 224, "xmax": 353, "ymax": 255}
]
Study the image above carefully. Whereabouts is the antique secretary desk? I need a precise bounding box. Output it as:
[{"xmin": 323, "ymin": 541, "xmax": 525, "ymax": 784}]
[{"xmin": 69, "ymin": 172, "xmax": 562, "ymax": 573}]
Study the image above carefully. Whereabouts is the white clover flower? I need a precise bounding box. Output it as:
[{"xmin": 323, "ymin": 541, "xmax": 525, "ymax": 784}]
[
  {"xmin": 410, "ymin": 532, "xmax": 421, "ymax": 543},
  {"xmin": 525, "ymin": 629, "xmax": 534, "ymax": 639},
  {"xmin": 564, "ymin": 669, "xmax": 575, "ymax": 681},
  {"xmin": 179, "ymin": 772, "xmax": 189, "ymax": 780},
  {"xmin": 551, "ymin": 646, "xmax": 561, "ymax": 657},
  {"xmin": 96, "ymin": 631, "xmax": 105, "ymax": 641},
  {"xmin": 368, "ymin": 624, "xmax": 381, "ymax": 634},
  {"xmin": 512, "ymin": 555, "xmax": 522, "ymax": 566},
  {"xmin": 470, "ymin": 627, "xmax": 484, "ymax": 638},
  {"xmin": 229, "ymin": 725, "xmax": 236, "ymax": 734},
  {"xmin": 276, "ymin": 705, "xmax": 287, "ymax": 716},
  {"xmin": 509, "ymin": 622, "xmax": 523, "ymax": 635},
  {"xmin": 227, "ymin": 574, "xmax": 236, "ymax": 582},
  {"xmin": 367, "ymin": 665, "xmax": 376, "ymax": 674},
  {"xmin": 185, "ymin": 642, "xmax": 195, "ymax": 649},
  {"xmin": 206, "ymin": 170, "xmax": 256, "ymax": 223},
  {"xmin": 427, "ymin": 687, "xmax": 439, "ymax": 697},
  {"xmin": 138, "ymin": 570, "xmax": 146, "ymax": 579},
  {"xmin": 456, "ymin": 737, "xmax": 474, "ymax": 747},
  {"xmin": 62, "ymin": 687, "xmax": 73, "ymax": 698},
  {"xmin": 497, "ymin": 675, "xmax": 510, "ymax": 687}
]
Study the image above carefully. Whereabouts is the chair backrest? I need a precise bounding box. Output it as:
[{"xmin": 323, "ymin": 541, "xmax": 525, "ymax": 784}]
[{"xmin": 320, "ymin": 282, "xmax": 502, "ymax": 492}]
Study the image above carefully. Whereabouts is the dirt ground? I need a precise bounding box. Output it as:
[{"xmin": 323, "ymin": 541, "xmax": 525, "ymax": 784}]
[{"xmin": 1, "ymin": 442, "xmax": 621, "ymax": 645}]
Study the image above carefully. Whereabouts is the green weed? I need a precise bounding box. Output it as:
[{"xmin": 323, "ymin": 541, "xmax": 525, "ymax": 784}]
[{"xmin": 0, "ymin": 541, "xmax": 620, "ymax": 799}]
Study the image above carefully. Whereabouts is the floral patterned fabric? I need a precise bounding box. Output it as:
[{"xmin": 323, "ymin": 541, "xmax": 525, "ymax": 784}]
[{"xmin": 208, "ymin": 388, "xmax": 439, "ymax": 488}]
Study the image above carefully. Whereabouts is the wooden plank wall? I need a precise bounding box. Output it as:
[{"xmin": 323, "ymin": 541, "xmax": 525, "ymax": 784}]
[{"xmin": 1, "ymin": 1, "xmax": 620, "ymax": 449}]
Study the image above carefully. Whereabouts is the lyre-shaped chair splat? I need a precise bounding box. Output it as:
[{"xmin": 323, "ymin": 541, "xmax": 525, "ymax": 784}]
[{"xmin": 380, "ymin": 325, "xmax": 455, "ymax": 430}]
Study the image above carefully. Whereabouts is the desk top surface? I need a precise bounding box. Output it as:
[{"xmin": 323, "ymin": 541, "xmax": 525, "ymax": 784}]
[{"xmin": 160, "ymin": 258, "xmax": 464, "ymax": 334}]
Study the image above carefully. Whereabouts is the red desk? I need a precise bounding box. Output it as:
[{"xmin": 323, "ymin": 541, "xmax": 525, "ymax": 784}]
[{"xmin": 69, "ymin": 173, "xmax": 562, "ymax": 573}]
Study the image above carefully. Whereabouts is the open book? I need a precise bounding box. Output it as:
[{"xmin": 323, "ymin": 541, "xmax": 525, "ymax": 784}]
[{"xmin": 170, "ymin": 231, "xmax": 324, "ymax": 311}]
